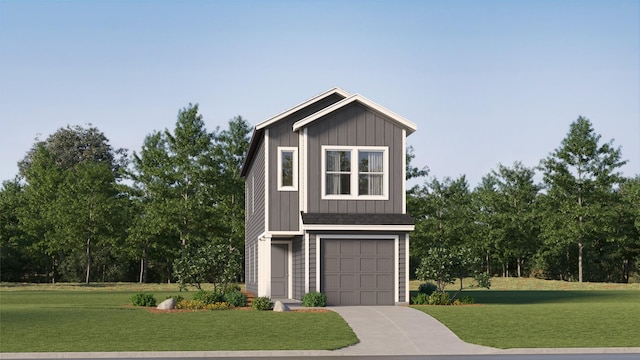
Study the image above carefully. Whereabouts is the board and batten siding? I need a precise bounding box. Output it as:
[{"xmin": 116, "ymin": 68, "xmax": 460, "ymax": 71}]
[
  {"xmin": 267, "ymin": 117, "xmax": 300, "ymax": 232},
  {"xmin": 292, "ymin": 236, "xmax": 305, "ymax": 299},
  {"xmin": 305, "ymin": 103, "xmax": 405, "ymax": 214},
  {"xmin": 266, "ymin": 94, "xmax": 347, "ymax": 232},
  {"xmin": 244, "ymin": 137, "xmax": 266, "ymax": 295}
]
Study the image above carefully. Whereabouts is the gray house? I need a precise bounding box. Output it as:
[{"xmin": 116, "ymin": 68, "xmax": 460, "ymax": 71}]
[{"xmin": 241, "ymin": 88, "xmax": 417, "ymax": 305}]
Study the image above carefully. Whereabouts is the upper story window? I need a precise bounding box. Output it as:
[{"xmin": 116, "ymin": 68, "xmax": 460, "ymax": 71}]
[
  {"xmin": 278, "ymin": 147, "xmax": 298, "ymax": 191},
  {"xmin": 322, "ymin": 146, "xmax": 388, "ymax": 200}
]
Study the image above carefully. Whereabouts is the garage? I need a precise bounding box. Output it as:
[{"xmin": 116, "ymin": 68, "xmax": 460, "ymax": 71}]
[{"xmin": 321, "ymin": 239, "xmax": 395, "ymax": 305}]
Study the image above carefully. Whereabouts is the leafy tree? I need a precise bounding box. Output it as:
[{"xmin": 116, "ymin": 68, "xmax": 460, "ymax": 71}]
[
  {"xmin": 409, "ymin": 175, "xmax": 474, "ymax": 275},
  {"xmin": 415, "ymin": 246, "xmax": 486, "ymax": 299},
  {"xmin": 18, "ymin": 126, "xmax": 128, "ymax": 283},
  {"xmin": 211, "ymin": 116, "xmax": 251, "ymax": 258},
  {"xmin": 0, "ymin": 179, "xmax": 35, "ymax": 281},
  {"xmin": 173, "ymin": 242, "xmax": 242, "ymax": 292},
  {"xmin": 479, "ymin": 162, "xmax": 540, "ymax": 277},
  {"xmin": 539, "ymin": 117, "xmax": 627, "ymax": 282}
]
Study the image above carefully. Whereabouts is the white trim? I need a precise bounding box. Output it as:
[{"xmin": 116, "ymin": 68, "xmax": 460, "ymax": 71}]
[
  {"xmin": 405, "ymin": 234, "xmax": 410, "ymax": 304},
  {"xmin": 402, "ymin": 129, "xmax": 407, "ymax": 214},
  {"xmin": 315, "ymin": 234, "xmax": 400, "ymax": 302},
  {"xmin": 258, "ymin": 234, "xmax": 272, "ymax": 297},
  {"xmin": 293, "ymin": 93, "xmax": 417, "ymax": 135},
  {"xmin": 277, "ymin": 146, "xmax": 298, "ymax": 191},
  {"xmin": 302, "ymin": 128, "xmax": 308, "ymax": 213},
  {"xmin": 264, "ymin": 129, "xmax": 270, "ymax": 233},
  {"xmin": 315, "ymin": 235, "xmax": 320, "ymax": 292},
  {"xmin": 304, "ymin": 232, "xmax": 310, "ymax": 293},
  {"xmin": 272, "ymin": 240, "xmax": 293, "ymax": 300},
  {"xmin": 256, "ymin": 88, "xmax": 351, "ymax": 130},
  {"xmin": 303, "ymin": 224, "xmax": 415, "ymax": 232},
  {"xmin": 395, "ymin": 237, "xmax": 399, "ymax": 303},
  {"xmin": 321, "ymin": 145, "xmax": 389, "ymax": 200},
  {"xmin": 298, "ymin": 130, "xmax": 305, "ymax": 230}
]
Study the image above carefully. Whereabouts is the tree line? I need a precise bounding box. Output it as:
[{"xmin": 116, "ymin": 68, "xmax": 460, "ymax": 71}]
[
  {"xmin": 408, "ymin": 116, "xmax": 639, "ymax": 284},
  {"xmin": 1, "ymin": 111, "xmax": 638, "ymax": 285},
  {"xmin": 0, "ymin": 104, "xmax": 251, "ymax": 284}
]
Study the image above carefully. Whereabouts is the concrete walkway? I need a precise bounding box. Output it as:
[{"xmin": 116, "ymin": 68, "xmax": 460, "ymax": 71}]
[{"xmin": 330, "ymin": 305, "xmax": 497, "ymax": 355}]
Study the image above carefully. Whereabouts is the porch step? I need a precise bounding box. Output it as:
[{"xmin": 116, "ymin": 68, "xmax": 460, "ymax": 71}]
[{"xmin": 242, "ymin": 290, "xmax": 255, "ymax": 307}]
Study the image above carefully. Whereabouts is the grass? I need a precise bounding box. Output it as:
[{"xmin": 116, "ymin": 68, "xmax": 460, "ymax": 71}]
[
  {"xmin": 0, "ymin": 285, "xmax": 358, "ymax": 353},
  {"xmin": 410, "ymin": 278, "xmax": 640, "ymax": 349}
]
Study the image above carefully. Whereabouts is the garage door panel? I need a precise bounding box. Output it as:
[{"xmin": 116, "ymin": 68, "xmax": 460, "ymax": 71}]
[
  {"xmin": 377, "ymin": 258, "xmax": 393, "ymax": 272},
  {"xmin": 340, "ymin": 258, "xmax": 355, "ymax": 272},
  {"xmin": 360, "ymin": 257, "xmax": 375, "ymax": 272},
  {"xmin": 322, "ymin": 239, "xmax": 395, "ymax": 306}
]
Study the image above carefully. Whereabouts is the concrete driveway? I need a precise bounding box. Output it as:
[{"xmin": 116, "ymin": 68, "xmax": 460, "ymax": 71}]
[{"xmin": 329, "ymin": 305, "xmax": 497, "ymax": 355}]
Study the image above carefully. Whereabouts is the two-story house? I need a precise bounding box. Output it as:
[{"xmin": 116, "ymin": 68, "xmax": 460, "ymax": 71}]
[{"xmin": 241, "ymin": 88, "xmax": 417, "ymax": 305}]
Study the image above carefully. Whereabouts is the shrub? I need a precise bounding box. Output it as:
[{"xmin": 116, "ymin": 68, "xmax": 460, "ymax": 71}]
[
  {"xmin": 451, "ymin": 296, "xmax": 474, "ymax": 305},
  {"xmin": 175, "ymin": 299, "xmax": 231, "ymax": 310},
  {"xmin": 193, "ymin": 289, "xmax": 224, "ymax": 305},
  {"xmin": 224, "ymin": 290, "xmax": 247, "ymax": 307},
  {"xmin": 167, "ymin": 295, "xmax": 184, "ymax": 303},
  {"xmin": 131, "ymin": 293, "xmax": 156, "ymax": 307},
  {"xmin": 418, "ymin": 282, "xmax": 438, "ymax": 295},
  {"xmin": 252, "ymin": 296, "xmax": 273, "ymax": 310},
  {"xmin": 301, "ymin": 292, "xmax": 327, "ymax": 307},
  {"xmin": 411, "ymin": 293, "xmax": 430, "ymax": 305},
  {"xmin": 428, "ymin": 292, "xmax": 450, "ymax": 305}
]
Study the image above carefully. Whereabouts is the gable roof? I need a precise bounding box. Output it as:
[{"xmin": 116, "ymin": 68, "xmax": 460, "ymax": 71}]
[
  {"xmin": 256, "ymin": 87, "xmax": 351, "ymax": 130},
  {"xmin": 241, "ymin": 87, "xmax": 350, "ymax": 177},
  {"xmin": 241, "ymin": 88, "xmax": 417, "ymax": 177},
  {"xmin": 292, "ymin": 93, "xmax": 417, "ymax": 135}
]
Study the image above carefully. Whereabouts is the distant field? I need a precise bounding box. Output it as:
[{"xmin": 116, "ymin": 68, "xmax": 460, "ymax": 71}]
[{"xmin": 410, "ymin": 278, "xmax": 640, "ymax": 349}]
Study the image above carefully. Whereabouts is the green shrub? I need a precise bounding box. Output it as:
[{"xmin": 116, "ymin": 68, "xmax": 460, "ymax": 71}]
[
  {"xmin": 301, "ymin": 292, "xmax": 327, "ymax": 307},
  {"xmin": 224, "ymin": 290, "xmax": 247, "ymax": 307},
  {"xmin": 167, "ymin": 295, "xmax": 184, "ymax": 303},
  {"xmin": 175, "ymin": 299, "xmax": 231, "ymax": 310},
  {"xmin": 193, "ymin": 289, "xmax": 224, "ymax": 304},
  {"xmin": 418, "ymin": 282, "xmax": 438, "ymax": 295},
  {"xmin": 428, "ymin": 292, "xmax": 450, "ymax": 305},
  {"xmin": 131, "ymin": 293, "xmax": 156, "ymax": 307},
  {"xmin": 252, "ymin": 296, "xmax": 273, "ymax": 310},
  {"xmin": 459, "ymin": 295, "xmax": 474, "ymax": 304},
  {"xmin": 411, "ymin": 293, "xmax": 430, "ymax": 305}
]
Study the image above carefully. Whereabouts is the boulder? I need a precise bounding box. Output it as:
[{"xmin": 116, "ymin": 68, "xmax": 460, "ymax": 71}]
[
  {"xmin": 272, "ymin": 300, "xmax": 290, "ymax": 312},
  {"xmin": 157, "ymin": 298, "xmax": 176, "ymax": 310}
]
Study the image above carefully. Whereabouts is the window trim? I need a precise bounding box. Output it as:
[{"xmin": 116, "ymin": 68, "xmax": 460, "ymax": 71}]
[
  {"xmin": 321, "ymin": 145, "xmax": 389, "ymax": 200},
  {"xmin": 277, "ymin": 147, "xmax": 298, "ymax": 191}
]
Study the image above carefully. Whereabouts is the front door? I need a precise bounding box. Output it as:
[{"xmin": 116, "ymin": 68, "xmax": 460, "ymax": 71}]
[{"xmin": 271, "ymin": 243, "xmax": 288, "ymax": 298}]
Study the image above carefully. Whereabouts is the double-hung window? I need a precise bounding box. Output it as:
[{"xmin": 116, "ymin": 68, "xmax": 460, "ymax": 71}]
[
  {"xmin": 278, "ymin": 147, "xmax": 297, "ymax": 191},
  {"xmin": 322, "ymin": 146, "xmax": 388, "ymax": 200}
]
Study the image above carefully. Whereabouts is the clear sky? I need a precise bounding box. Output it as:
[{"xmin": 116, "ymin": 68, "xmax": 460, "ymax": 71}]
[{"xmin": 1, "ymin": 0, "xmax": 638, "ymax": 188}]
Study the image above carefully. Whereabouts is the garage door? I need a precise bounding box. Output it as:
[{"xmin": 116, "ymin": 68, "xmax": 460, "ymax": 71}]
[{"xmin": 321, "ymin": 239, "xmax": 394, "ymax": 305}]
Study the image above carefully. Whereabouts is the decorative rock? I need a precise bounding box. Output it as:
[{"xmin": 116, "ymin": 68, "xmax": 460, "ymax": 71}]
[
  {"xmin": 272, "ymin": 300, "xmax": 290, "ymax": 312},
  {"xmin": 157, "ymin": 298, "xmax": 176, "ymax": 310}
]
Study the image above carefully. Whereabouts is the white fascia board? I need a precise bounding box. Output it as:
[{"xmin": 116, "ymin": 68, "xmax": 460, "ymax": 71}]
[
  {"xmin": 302, "ymin": 224, "xmax": 415, "ymax": 232},
  {"xmin": 293, "ymin": 94, "xmax": 418, "ymax": 135},
  {"xmin": 256, "ymin": 87, "xmax": 351, "ymax": 130}
]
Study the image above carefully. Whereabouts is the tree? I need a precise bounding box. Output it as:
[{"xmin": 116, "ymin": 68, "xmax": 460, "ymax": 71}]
[
  {"xmin": 18, "ymin": 125, "xmax": 128, "ymax": 283},
  {"xmin": 483, "ymin": 162, "xmax": 540, "ymax": 277},
  {"xmin": 408, "ymin": 175, "xmax": 474, "ymax": 276},
  {"xmin": 539, "ymin": 117, "xmax": 627, "ymax": 282}
]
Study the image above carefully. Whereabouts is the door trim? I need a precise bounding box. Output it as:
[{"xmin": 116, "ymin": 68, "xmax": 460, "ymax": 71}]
[{"xmin": 272, "ymin": 240, "xmax": 292, "ymax": 299}]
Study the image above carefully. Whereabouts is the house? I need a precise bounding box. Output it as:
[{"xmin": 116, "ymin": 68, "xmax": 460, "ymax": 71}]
[{"xmin": 241, "ymin": 88, "xmax": 417, "ymax": 305}]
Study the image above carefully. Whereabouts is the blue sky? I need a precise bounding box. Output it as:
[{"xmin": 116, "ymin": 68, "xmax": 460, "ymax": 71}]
[{"xmin": 1, "ymin": 0, "xmax": 638, "ymax": 187}]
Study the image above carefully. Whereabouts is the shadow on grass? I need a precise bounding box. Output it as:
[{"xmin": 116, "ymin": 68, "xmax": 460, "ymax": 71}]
[
  {"xmin": 409, "ymin": 289, "xmax": 640, "ymax": 304},
  {"xmin": 455, "ymin": 290, "xmax": 640, "ymax": 305}
]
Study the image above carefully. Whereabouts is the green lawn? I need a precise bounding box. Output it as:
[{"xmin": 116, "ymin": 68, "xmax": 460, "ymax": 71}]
[
  {"xmin": 412, "ymin": 290, "xmax": 640, "ymax": 349},
  {"xmin": 0, "ymin": 288, "xmax": 358, "ymax": 352}
]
